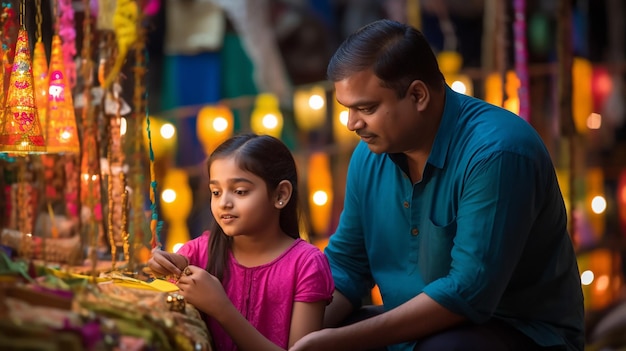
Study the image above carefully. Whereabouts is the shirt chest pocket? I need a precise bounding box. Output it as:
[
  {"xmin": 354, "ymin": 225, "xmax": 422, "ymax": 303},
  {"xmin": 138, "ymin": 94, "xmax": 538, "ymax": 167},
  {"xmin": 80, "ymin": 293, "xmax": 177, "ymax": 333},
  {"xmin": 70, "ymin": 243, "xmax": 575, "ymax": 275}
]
[{"xmin": 417, "ymin": 218, "xmax": 456, "ymax": 283}]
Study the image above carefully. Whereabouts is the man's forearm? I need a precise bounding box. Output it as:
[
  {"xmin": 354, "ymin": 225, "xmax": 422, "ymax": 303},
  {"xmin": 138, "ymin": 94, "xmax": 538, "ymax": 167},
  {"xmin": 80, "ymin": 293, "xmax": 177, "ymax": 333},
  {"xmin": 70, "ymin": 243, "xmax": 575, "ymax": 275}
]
[{"xmin": 326, "ymin": 292, "xmax": 467, "ymax": 350}]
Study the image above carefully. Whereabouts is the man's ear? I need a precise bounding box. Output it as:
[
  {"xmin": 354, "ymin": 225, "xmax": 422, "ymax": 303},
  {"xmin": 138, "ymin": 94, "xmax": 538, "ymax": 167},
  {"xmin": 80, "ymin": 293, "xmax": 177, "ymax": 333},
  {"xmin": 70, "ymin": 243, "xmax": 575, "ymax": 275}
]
[
  {"xmin": 407, "ymin": 80, "xmax": 430, "ymax": 112},
  {"xmin": 274, "ymin": 180, "xmax": 293, "ymax": 209}
]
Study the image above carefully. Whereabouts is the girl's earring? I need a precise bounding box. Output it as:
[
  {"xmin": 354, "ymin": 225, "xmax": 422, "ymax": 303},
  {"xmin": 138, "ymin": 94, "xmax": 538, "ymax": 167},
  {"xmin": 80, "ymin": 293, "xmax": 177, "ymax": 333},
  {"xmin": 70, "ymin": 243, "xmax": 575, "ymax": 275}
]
[{"xmin": 279, "ymin": 201, "xmax": 284, "ymax": 206}]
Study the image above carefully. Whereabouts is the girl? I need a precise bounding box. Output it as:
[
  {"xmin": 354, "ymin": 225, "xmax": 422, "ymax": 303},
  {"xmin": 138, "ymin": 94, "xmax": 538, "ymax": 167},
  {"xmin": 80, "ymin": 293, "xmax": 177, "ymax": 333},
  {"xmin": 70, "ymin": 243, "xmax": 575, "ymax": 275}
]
[{"xmin": 148, "ymin": 133, "xmax": 334, "ymax": 351}]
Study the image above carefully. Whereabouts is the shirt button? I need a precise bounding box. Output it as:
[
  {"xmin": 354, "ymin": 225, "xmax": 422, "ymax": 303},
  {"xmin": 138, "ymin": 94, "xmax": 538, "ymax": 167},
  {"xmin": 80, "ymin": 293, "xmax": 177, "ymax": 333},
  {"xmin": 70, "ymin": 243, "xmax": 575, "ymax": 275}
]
[
  {"xmin": 403, "ymin": 201, "xmax": 410, "ymax": 208},
  {"xmin": 411, "ymin": 228, "xmax": 419, "ymax": 236}
]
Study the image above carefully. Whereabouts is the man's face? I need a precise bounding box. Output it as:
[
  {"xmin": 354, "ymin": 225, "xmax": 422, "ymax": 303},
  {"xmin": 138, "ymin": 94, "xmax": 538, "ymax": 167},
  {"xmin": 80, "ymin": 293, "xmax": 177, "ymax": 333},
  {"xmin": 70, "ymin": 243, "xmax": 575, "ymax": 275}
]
[{"xmin": 334, "ymin": 69, "xmax": 427, "ymax": 155}]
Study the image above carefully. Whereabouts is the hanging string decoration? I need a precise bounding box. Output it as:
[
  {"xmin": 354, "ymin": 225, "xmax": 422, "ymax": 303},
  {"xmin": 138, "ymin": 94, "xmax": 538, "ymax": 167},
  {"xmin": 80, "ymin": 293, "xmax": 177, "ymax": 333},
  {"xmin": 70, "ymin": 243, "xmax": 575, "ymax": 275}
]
[
  {"xmin": 146, "ymin": 112, "xmax": 163, "ymax": 250},
  {"xmin": 513, "ymin": 0, "xmax": 530, "ymax": 122},
  {"xmin": 58, "ymin": 0, "xmax": 77, "ymax": 88},
  {"xmin": 32, "ymin": 0, "xmax": 49, "ymax": 138},
  {"xmin": 102, "ymin": 0, "xmax": 139, "ymax": 89},
  {"xmin": 1, "ymin": 1, "xmax": 17, "ymax": 84},
  {"xmin": 129, "ymin": 12, "xmax": 152, "ymax": 261}
]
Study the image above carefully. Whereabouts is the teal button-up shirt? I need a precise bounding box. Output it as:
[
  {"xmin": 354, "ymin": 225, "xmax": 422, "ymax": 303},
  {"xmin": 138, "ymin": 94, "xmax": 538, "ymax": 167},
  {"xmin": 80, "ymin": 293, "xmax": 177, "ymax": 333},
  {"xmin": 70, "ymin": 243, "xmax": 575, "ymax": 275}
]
[{"xmin": 325, "ymin": 87, "xmax": 584, "ymax": 351}]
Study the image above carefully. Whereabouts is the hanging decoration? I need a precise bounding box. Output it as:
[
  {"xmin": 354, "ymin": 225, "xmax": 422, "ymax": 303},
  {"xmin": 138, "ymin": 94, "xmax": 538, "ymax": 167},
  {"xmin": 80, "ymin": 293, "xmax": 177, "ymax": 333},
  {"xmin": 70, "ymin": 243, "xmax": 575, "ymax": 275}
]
[
  {"xmin": 197, "ymin": 104, "xmax": 234, "ymax": 155},
  {"xmin": 147, "ymin": 113, "xmax": 164, "ymax": 250},
  {"xmin": 293, "ymin": 85, "xmax": 327, "ymax": 132},
  {"xmin": 79, "ymin": 0, "xmax": 106, "ymax": 257},
  {"xmin": 332, "ymin": 92, "xmax": 359, "ymax": 151},
  {"xmin": 101, "ymin": 0, "xmax": 139, "ymax": 89},
  {"xmin": 0, "ymin": 27, "xmax": 46, "ymax": 154},
  {"xmin": 106, "ymin": 83, "xmax": 128, "ymax": 268},
  {"xmin": 250, "ymin": 93, "xmax": 283, "ymax": 138},
  {"xmin": 129, "ymin": 12, "xmax": 151, "ymax": 261},
  {"xmin": 57, "ymin": 0, "xmax": 77, "ymax": 88},
  {"xmin": 161, "ymin": 169, "xmax": 192, "ymax": 253},
  {"xmin": 512, "ymin": 0, "xmax": 530, "ymax": 122},
  {"xmin": 437, "ymin": 51, "xmax": 473, "ymax": 97},
  {"xmin": 307, "ymin": 152, "xmax": 333, "ymax": 236},
  {"xmin": 572, "ymin": 57, "xmax": 593, "ymax": 135},
  {"xmin": 32, "ymin": 0, "xmax": 48, "ymax": 137},
  {"xmin": 46, "ymin": 35, "xmax": 80, "ymax": 153}
]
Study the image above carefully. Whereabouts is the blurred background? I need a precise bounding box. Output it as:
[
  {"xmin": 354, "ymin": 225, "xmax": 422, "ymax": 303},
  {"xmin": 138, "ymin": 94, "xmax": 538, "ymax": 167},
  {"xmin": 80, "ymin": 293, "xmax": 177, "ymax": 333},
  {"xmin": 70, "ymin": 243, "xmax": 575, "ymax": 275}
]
[{"xmin": 1, "ymin": 0, "xmax": 626, "ymax": 347}]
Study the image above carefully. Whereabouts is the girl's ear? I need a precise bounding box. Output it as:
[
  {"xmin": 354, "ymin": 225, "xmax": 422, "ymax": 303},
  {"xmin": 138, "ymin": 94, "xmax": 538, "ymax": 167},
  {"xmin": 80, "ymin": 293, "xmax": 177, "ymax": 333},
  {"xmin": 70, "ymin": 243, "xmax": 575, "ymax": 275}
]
[{"xmin": 274, "ymin": 180, "xmax": 293, "ymax": 209}]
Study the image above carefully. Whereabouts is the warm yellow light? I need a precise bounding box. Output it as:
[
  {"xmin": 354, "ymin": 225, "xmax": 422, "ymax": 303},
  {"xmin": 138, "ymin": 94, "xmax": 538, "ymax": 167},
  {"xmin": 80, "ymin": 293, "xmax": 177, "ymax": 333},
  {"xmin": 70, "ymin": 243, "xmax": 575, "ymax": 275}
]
[
  {"xmin": 162, "ymin": 189, "xmax": 177, "ymax": 203},
  {"xmin": 581, "ymin": 270, "xmax": 594, "ymax": 285},
  {"xmin": 197, "ymin": 104, "xmax": 234, "ymax": 155},
  {"xmin": 262, "ymin": 113, "xmax": 279, "ymax": 129},
  {"xmin": 339, "ymin": 110, "xmax": 349, "ymax": 126},
  {"xmin": 595, "ymin": 274, "xmax": 610, "ymax": 292},
  {"xmin": 591, "ymin": 196, "xmax": 607, "ymax": 214},
  {"xmin": 213, "ymin": 117, "xmax": 228, "ymax": 132},
  {"xmin": 451, "ymin": 81, "xmax": 467, "ymax": 94},
  {"xmin": 587, "ymin": 113, "xmax": 602, "ymax": 130},
  {"xmin": 161, "ymin": 123, "xmax": 176, "ymax": 139},
  {"xmin": 251, "ymin": 93, "xmax": 283, "ymax": 138},
  {"xmin": 309, "ymin": 94, "xmax": 325, "ymax": 110},
  {"xmin": 161, "ymin": 169, "xmax": 193, "ymax": 253},
  {"xmin": 120, "ymin": 117, "xmax": 127, "ymax": 136},
  {"xmin": 294, "ymin": 86, "xmax": 327, "ymax": 131},
  {"xmin": 307, "ymin": 153, "xmax": 333, "ymax": 235},
  {"xmin": 60, "ymin": 131, "xmax": 72, "ymax": 140},
  {"xmin": 312, "ymin": 190, "xmax": 329, "ymax": 206}
]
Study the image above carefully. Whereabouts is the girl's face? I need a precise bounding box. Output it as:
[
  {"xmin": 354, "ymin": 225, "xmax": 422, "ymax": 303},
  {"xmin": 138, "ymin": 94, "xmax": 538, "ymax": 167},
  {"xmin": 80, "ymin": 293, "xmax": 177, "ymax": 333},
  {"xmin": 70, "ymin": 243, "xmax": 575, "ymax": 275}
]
[{"xmin": 208, "ymin": 158, "xmax": 279, "ymax": 238}]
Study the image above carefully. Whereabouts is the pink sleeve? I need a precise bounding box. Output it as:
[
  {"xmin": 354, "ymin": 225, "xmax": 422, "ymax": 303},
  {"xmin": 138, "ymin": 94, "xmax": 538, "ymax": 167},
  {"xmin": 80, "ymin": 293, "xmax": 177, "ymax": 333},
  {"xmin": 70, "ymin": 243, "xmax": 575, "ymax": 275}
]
[
  {"xmin": 295, "ymin": 247, "xmax": 335, "ymax": 304},
  {"xmin": 175, "ymin": 231, "xmax": 210, "ymax": 268}
]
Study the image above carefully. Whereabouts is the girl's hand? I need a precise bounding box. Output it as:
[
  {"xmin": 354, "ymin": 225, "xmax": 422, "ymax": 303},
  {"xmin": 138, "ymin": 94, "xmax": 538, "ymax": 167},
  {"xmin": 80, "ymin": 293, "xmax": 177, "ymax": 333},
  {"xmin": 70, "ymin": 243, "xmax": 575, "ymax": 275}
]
[
  {"xmin": 177, "ymin": 265, "xmax": 231, "ymax": 318},
  {"xmin": 147, "ymin": 249, "xmax": 185, "ymax": 277}
]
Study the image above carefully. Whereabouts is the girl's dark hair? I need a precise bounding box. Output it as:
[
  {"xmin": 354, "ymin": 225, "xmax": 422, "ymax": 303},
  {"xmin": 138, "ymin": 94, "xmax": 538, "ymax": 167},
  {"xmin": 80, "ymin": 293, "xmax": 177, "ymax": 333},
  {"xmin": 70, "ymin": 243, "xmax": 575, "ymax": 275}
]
[
  {"xmin": 327, "ymin": 19, "xmax": 444, "ymax": 97},
  {"xmin": 205, "ymin": 133, "xmax": 300, "ymax": 281}
]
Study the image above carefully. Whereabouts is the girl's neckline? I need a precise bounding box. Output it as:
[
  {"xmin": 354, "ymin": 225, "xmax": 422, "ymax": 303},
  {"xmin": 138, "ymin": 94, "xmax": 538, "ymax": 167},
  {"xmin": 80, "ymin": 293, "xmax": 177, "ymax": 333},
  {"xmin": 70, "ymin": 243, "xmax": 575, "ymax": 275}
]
[{"xmin": 229, "ymin": 238, "xmax": 303, "ymax": 269}]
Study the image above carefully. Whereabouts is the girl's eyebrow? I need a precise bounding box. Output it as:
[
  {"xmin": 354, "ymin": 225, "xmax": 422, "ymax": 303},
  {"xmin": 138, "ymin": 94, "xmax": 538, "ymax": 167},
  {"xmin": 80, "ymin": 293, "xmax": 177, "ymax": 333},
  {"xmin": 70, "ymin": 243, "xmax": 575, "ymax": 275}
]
[{"xmin": 209, "ymin": 178, "xmax": 254, "ymax": 185}]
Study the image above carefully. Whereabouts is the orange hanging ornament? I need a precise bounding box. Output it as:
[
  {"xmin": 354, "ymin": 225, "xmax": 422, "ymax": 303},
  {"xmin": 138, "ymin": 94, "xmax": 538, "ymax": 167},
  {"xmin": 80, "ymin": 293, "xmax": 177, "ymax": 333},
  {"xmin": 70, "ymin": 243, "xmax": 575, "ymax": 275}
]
[
  {"xmin": 46, "ymin": 35, "xmax": 80, "ymax": 153},
  {"xmin": 0, "ymin": 29, "xmax": 46, "ymax": 154},
  {"xmin": 33, "ymin": 40, "xmax": 49, "ymax": 136}
]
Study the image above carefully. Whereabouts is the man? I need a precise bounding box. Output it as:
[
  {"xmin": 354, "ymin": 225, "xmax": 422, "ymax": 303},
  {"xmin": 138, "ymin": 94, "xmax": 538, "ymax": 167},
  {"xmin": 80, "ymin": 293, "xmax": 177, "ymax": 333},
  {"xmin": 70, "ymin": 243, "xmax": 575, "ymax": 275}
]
[{"xmin": 291, "ymin": 19, "xmax": 584, "ymax": 351}]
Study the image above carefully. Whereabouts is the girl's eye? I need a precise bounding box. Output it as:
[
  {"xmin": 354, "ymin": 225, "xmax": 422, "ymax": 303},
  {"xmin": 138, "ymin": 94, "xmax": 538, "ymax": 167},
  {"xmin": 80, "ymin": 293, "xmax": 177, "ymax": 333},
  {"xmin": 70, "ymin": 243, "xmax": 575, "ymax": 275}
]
[
  {"xmin": 234, "ymin": 189, "xmax": 248, "ymax": 195},
  {"xmin": 211, "ymin": 190, "xmax": 220, "ymax": 196}
]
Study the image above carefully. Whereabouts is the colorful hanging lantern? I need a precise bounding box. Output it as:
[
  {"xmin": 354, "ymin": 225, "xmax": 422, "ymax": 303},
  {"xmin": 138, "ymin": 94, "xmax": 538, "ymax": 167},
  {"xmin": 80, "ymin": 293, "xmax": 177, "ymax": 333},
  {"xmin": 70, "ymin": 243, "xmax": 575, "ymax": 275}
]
[
  {"xmin": 294, "ymin": 85, "xmax": 327, "ymax": 131},
  {"xmin": 585, "ymin": 167, "xmax": 605, "ymax": 242},
  {"xmin": 484, "ymin": 70, "xmax": 521, "ymax": 115},
  {"xmin": 33, "ymin": 40, "xmax": 49, "ymax": 137},
  {"xmin": 250, "ymin": 93, "xmax": 283, "ymax": 138},
  {"xmin": 161, "ymin": 169, "xmax": 192, "ymax": 252},
  {"xmin": 437, "ymin": 51, "xmax": 473, "ymax": 96},
  {"xmin": 197, "ymin": 104, "xmax": 234, "ymax": 155},
  {"xmin": 0, "ymin": 29, "xmax": 46, "ymax": 154},
  {"xmin": 307, "ymin": 152, "xmax": 333, "ymax": 236},
  {"xmin": 572, "ymin": 57, "xmax": 593, "ymax": 135},
  {"xmin": 47, "ymin": 35, "xmax": 80, "ymax": 153},
  {"xmin": 503, "ymin": 71, "xmax": 520, "ymax": 115},
  {"xmin": 142, "ymin": 116, "xmax": 177, "ymax": 160},
  {"xmin": 591, "ymin": 66, "xmax": 612, "ymax": 112},
  {"xmin": 484, "ymin": 72, "xmax": 503, "ymax": 107},
  {"xmin": 332, "ymin": 91, "xmax": 359, "ymax": 150}
]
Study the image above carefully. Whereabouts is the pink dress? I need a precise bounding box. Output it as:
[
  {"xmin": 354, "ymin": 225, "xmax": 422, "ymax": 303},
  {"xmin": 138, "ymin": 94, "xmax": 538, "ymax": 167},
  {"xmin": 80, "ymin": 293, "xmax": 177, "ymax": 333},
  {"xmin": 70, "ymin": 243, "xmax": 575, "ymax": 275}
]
[{"xmin": 177, "ymin": 232, "xmax": 334, "ymax": 351}]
